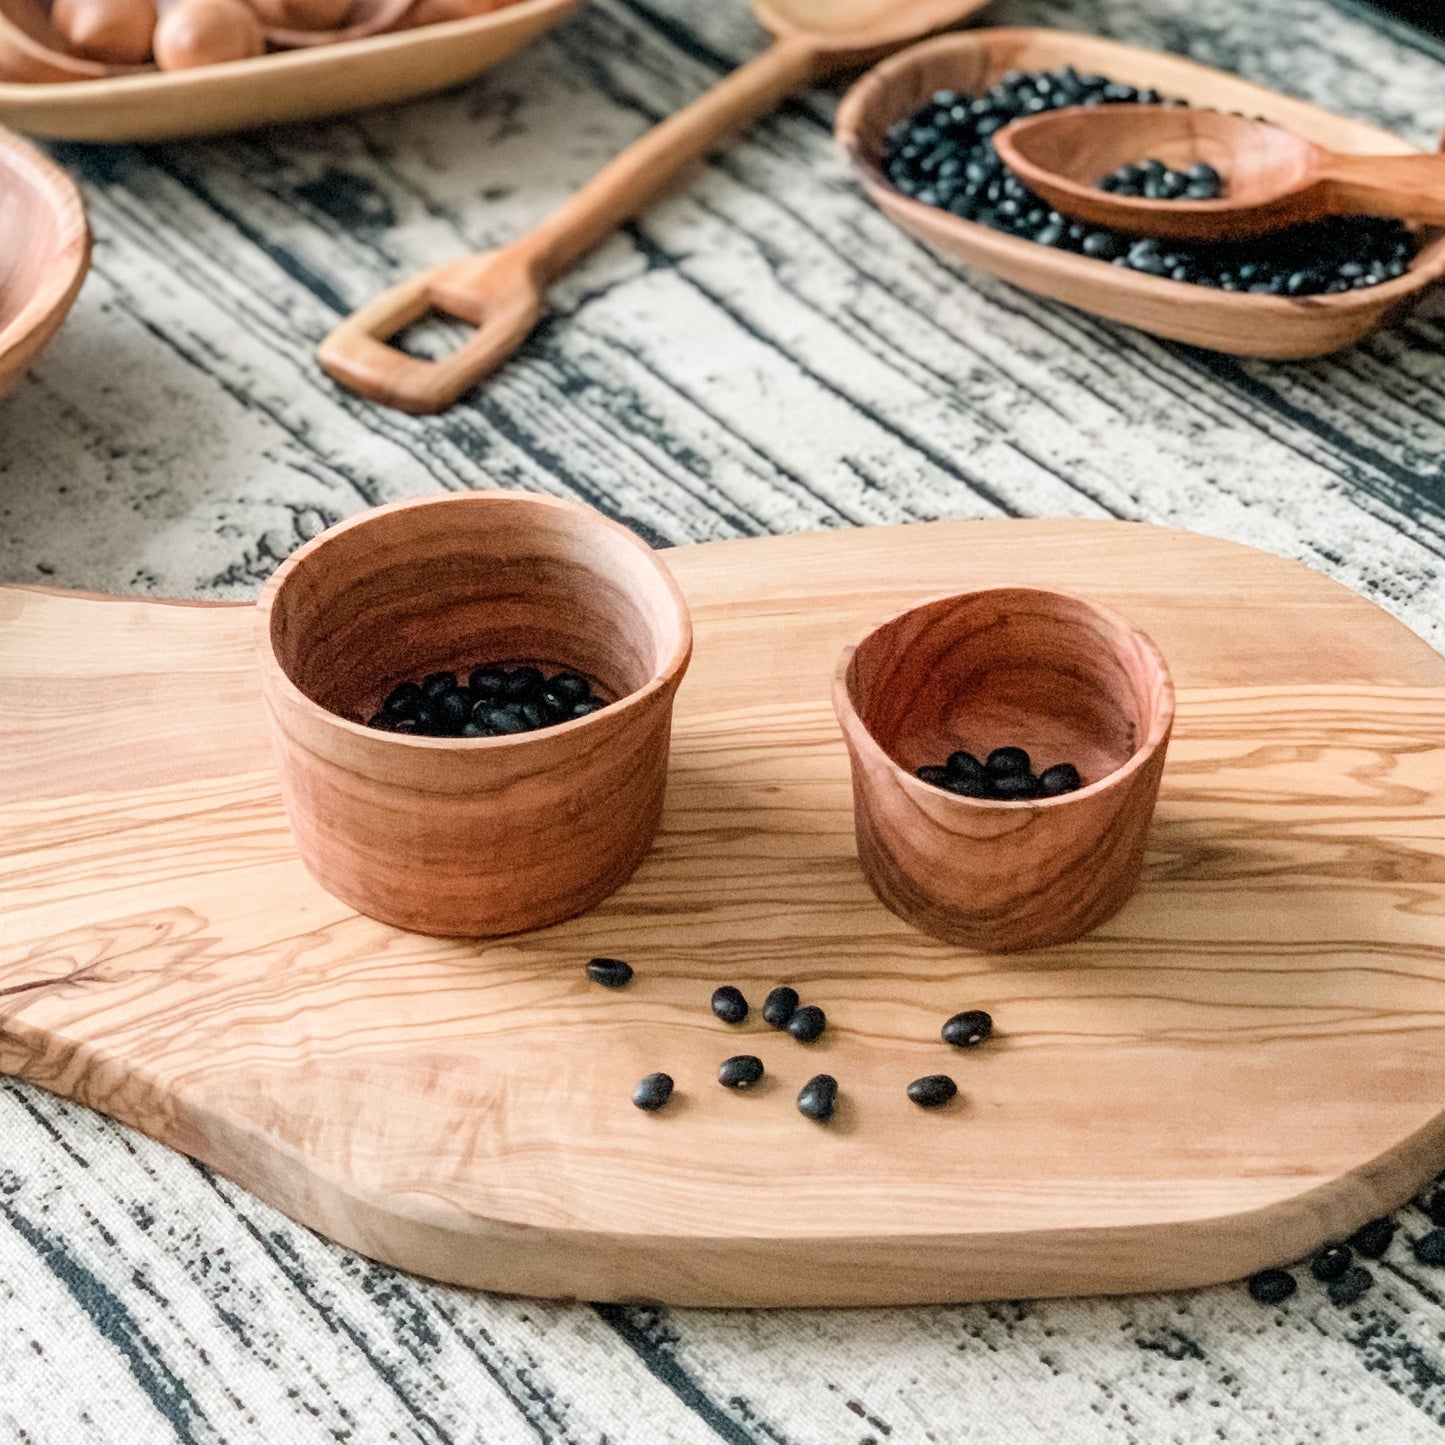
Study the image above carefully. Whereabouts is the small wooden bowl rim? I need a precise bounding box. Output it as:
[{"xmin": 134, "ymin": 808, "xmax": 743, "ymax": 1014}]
[
  {"xmin": 834, "ymin": 29, "xmax": 1444, "ymax": 321},
  {"xmin": 0, "ymin": 125, "xmax": 89, "ymax": 385},
  {"xmin": 254, "ymin": 490, "xmax": 694, "ymax": 753},
  {"xmin": 832, "ymin": 584, "xmax": 1176, "ymax": 809},
  {"xmin": 0, "ymin": 0, "xmax": 574, "ymax": 88}
]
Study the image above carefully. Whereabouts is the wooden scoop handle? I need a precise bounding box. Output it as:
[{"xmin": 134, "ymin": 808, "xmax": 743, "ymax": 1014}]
[
  {"xmin": 1318, "ymin": 152, "xmax": 1445, "ymax": 227},
  {"xmin": 319, "ymin": 36, "xmax": 821, "ymax": 415}
]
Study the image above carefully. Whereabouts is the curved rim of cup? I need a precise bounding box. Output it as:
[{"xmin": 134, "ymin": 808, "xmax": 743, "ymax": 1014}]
[
  {"xmin": 832, "ymin": 584, "xmax": 1176, "ymax": 809},
  {"xmin": 254, "ymin": 490, "xmax": 694, "ymax": 750}
]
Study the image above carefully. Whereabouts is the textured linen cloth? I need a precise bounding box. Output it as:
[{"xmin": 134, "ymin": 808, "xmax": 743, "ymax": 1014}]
[{"xmin": 4, "ymin": 0, "xmax": 1445, "ymax": 1440}]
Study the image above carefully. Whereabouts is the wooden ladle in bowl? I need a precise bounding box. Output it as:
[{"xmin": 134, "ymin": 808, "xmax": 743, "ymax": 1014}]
[
  {"xmin": 318, "ymin": 0, "xmax": 995, "ymax": 414},
  {"xmin": 995, "ymin": 104, "xmax": 1445, "ymax": 244}
]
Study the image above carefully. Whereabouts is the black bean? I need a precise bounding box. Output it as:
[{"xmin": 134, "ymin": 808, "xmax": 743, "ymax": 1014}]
[
  {"xmin": 437, "ymin": 689, "xmax": 471, "ymax": 729},
  {"xmin": 367, "ymin": 712, "xmax": 402, "ymax": 731},
  {"xmin": 945, "ymin": 750, "xmax": 985, "ymax": 781},
  {"xmin": 787, "ymin": 1005, "xmax": 827, "ymax": 1043},
  {"xmin": 518, "ymin": 700, "xmax": 546, "ymax": 730},
  {"xmin": 460, "ymin": 722, "xmax": 488, "ymax": 738},
  {"xmin": 468, "ymin": 666, "xmax": 508, "ymax": 700},
  {"xmin": 571, "ymin": 700, "xmax": 606, "ymax": 718},
  {"xmin": 1038, "ymin": 763, "xmax": 1083, "ymax": 796},
  {"xmin": 382, "ymin": 681, "xmax": 422, "ymax": 718},
  {"xmin": 1310, "ymin": 1244, "xmax": 1352, "ymax": 1282},
  {"xmin": 796, "ymin": 1074, "xmax": 838, "ymax": 1122},
  {"xmin": 763, "ymin": 986, "xmax": 800, "ymax": 1030},
  {"xmin": 711, "ymin": 986, "xmax": 749, "ymax": 1024},
  {"xmin": 942, "ymin": 1010, "xmax": 993, "ymax": 1048},
  {"xmin": 632, "ymin": 1072, "xmax": 674, "ymax": 1111},
  {"xmin": 1413, "ymin": 1228, "xmax": 1445, "ymax": 1265},
  {"xmin": 916, "ymin": 765, "xmax": 951, "ymax": 787},
  {"xmin": 990, "ymin": 772, "xmax": 1039, "ymax": 800},
  {"xmin": 550, "ymin": 673, "xmax": 591, "ymax": 704},
  {"xmin": 477, "ymin": 706, "xmax": 528, "ymax": 735},
  {"xmin": 1349, "ymin": 1218, "xmax": 1396, "ymax": 1258},
  {"xmin": 907, "ymin": 1074, "xmax": 958, "ymax": 1108},
  {"xmin": 421, "ymin": 671, "xmax": 457, "ymax": 698},
  {"xmin": 986, "ymin": 747, "xmax": 1031, "ymax": 777},
  {"xmin": 412, "ymin": 701, "xmax": 445, "ymax": 735},
  {"xmin": 946, "ymin": 775, "xmax": 993, "ymax": 799},
  {"xmin": 1426, "ymin": 1190, "xmax": 1445, "ymax": 1226},
  {"xmin": 1246, "ymin": 1268, "xmax": 1296, "ymax": 1305},
  {"xmin": 718, "ymin": 1054, "xmax": 765, "ymax": 1089},
  {"xmin": 502, "ymin": 666, "xmax": 543, "ymax": 701},
  {"xmin": 1326, "ymin": 1266, "xmax": 1374, "ymax": 1307},
  {"xmin": 586, "ymin": 957, "xmax": 633, "ymax": 988}
]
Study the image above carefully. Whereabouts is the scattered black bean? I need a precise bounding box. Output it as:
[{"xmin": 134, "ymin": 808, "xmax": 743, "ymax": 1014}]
[
  {"xmin": 880, "ymin": 69, "xmax": 1414, "ymax": 296},
  {"xmin": 942, "ymin": 1010, "xmax": 993, "ymax": 1048},
  {"xmin": 1310, "ymin": 1244, "xmax": 1352, "ymax": 1282},
  {"xmin": 797, "ymin": 1074, "xmax": 838, "ymax": 1121},
  {"xmin": 1326, "ymin": 1266, "xmax": 1374, "ymax": 1307},
  {"xmin": 1246, "ymin": 1268, "xmax": 1297, "ymax": 1305},
  {"xmin": 1037, "ymin": 763, "xmax": 1083, "ymax": 797},
  {"xmin": 632, "ymin": 1072, "xmax": 674, "ymax": 1111},
  {"xmin": 1100, "ymin": 156, "xmax": 1223, "ymax": 201},
  {"xmin": 1350, "ymin": 1218, "xmax": 1397, "ymax": 1258},
  {"xmin": 788, "ymin": 1005, "xmax": 827, "ymax": 1043},
  {"xmin": 363, "ymin": 663, "xmax": 609, "ymax": 738},
  {"xmin": 763, "ymin": 986, "xmax": 800, "ymax": 1030},
  {"xmin": 718, "ymin": 1054, "xmax": 765, "ymax": 1089},
  {"xmin": 711, "ymin": 985, "xmax": 749, "ymax": 1025},
  {"xmin": 907, "ymin": 1074, "xmax": 958, "ymax": 1108},
  {"xmin": 586, "ymin": 957, "xmax": 633, "ymax": 988},
  {"xmin": 1413, "ymin": 1228, "xmax": 1445, "ymax": 1265}
]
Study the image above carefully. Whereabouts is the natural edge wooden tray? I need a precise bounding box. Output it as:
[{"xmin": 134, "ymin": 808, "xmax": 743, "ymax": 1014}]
[{"xmin": 4, "ymin": 518, "xmax": 1445, "ymax": 1307}]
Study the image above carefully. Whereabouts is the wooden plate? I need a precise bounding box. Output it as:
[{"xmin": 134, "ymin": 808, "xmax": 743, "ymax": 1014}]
[
  {"xmin": 835, "ymin": 29, "xmax": 1445, "ymax": 358},
  {"xmin": 0, "ymin": 0, "xmax": 581, "ymax": 142},
  {"xmin": 4, "ymin": 519, "xmax": 1445, "ymax": 1307},
  {"xmin": 0, "ymin": 123, "xmax": 87, "ymax": 398}
]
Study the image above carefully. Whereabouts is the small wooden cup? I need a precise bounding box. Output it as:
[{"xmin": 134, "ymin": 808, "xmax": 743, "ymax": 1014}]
[
  {"xmin": 834, "ymin": 587, "xmax": 1174, "ymax": 952},
  {"xmin": 255, "ymin": 492, "xmax": 693, "ymax": 936}
]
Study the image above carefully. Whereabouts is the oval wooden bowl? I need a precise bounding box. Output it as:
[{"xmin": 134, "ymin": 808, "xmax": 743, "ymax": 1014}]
[
  {"xmin": 0, "ymin": 124, "xmax": 88, "ymax": 399},
  {"xmin": 255, "ymin": 491, "xmax": 693, "ymax": 938},
  {"xmin": 0, "ymin": 0, "xmax": 581, "ymax": 142},
  {"xmin": 835, "ymin": 28, "xmax": 1445, "ymax": 359},
  {"xmin": 835, "ymin": 587, "xmax": 1174, "ymax": 952}
]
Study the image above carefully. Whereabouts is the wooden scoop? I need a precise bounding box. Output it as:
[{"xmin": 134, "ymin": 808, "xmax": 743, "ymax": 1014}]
[
  {"xmin": 318, "ymin": 0, "xmax": 995, "ymax": 414},
  {"xmin": 994, "ymin": 104, "xmax": 1445, "ymax": 244}
]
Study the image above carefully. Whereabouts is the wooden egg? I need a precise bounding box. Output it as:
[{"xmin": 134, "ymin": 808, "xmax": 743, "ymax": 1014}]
[
  {"xmin": 50, "ymin": 0, "xmax": 155, "ymax": 63},
  {"xmin": 152, "ymin": 0, "xmax": 262, "ymax": 68},
  {"xmin": 247, "ymin": 0, "xmax": 349, "ymax": 31}
]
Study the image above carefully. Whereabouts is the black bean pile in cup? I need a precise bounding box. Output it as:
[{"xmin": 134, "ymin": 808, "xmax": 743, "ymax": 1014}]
[
  {"xmin": 367, "ymin": 664, "xmax": 607, "ymax": 738},
  {"xmin": 917, "ymin": 747, "xmax": 1082, "ymax": 801},
  {"xmin": 1099, "ymin": 158, "xmax": 1223, "ymax": 200},
  {"xmin": 588, "ymin": 960, "xmax": 993, "ymax": 1122},
  {"xmin": 881, "ymin": 69, "xmax": 1414, "ymax": 295}
]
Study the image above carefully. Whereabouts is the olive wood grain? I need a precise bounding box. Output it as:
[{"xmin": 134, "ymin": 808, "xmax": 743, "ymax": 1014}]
[
  {"xmin": 836, "ymin": 588, "xmax": 1174, "ymax": 951},
  {"xmin": 0, "ymin": 123, "xmax": 88, "ymax": 398},
  {"xmin": 0, "ymin": 0, "xmax": 581, "ymax": 140},
  {"xmin": 256, "ymin": 493, "xmax": 693, "ymax": 937},
  {"xmin": 4, "ymin": 520, "xmax": 1445, "ymax": 1306},
  {"xmin": 835, "ymin": 29, "xmax": 1445, "ymax": 358},
  {"xmin": 316, "ymin": 0, "xmax": 995, "ymax": 415},
  {"xmin": 997, "ymin": 105, "xmax": 1445, "ymax": 244}
]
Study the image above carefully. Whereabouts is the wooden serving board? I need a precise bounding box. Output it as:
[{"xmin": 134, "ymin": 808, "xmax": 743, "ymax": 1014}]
[{"xmin": 4, "ymin": 519, "xmax": 1445, "ymax": 1308}]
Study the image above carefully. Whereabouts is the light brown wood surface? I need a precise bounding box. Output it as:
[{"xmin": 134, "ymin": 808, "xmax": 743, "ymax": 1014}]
[
  {"xmin": 997, "ymin": 105, "xmax": 1445, "ymax": 244},
  {"xmin": 835, "ymin": 29, "xmax": 1445, "ymax": 359},
  {"xmin": 256, "ymin": 492, "xmax": 693, "ymax": 936},
  {"xmin": 3, "ymin": 519, "xmax": 1445, "ymax": 1307},
  {"xmin": 0, "ymin": 0, "xmax": 581, "ymax": 140},
  {"xmin": 315, "ymin": 0, "xmax": 996, "ymax": 415},
  {"xmin": 836, "ymin": 587, "xmax": 1174, "ymax": 951},
  {"xmin": 0, "ymin": 123, "xmax": 88, "ymax": 398}
]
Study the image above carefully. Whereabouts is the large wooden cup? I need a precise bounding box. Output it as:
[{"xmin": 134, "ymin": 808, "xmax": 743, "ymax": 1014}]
[
  {"xmin": 834, "ymin": 587, "xmax": 1174, "ymax": 952},
  {"xmin": 256, "ymin": 492, "xmax": 693, "ymax": 936}
]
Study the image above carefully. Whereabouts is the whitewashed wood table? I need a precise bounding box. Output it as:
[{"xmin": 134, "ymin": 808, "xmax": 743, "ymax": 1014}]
[{"xmin": 5, "ymin": 0, "xmax": 1445, "ymax": 1440}]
